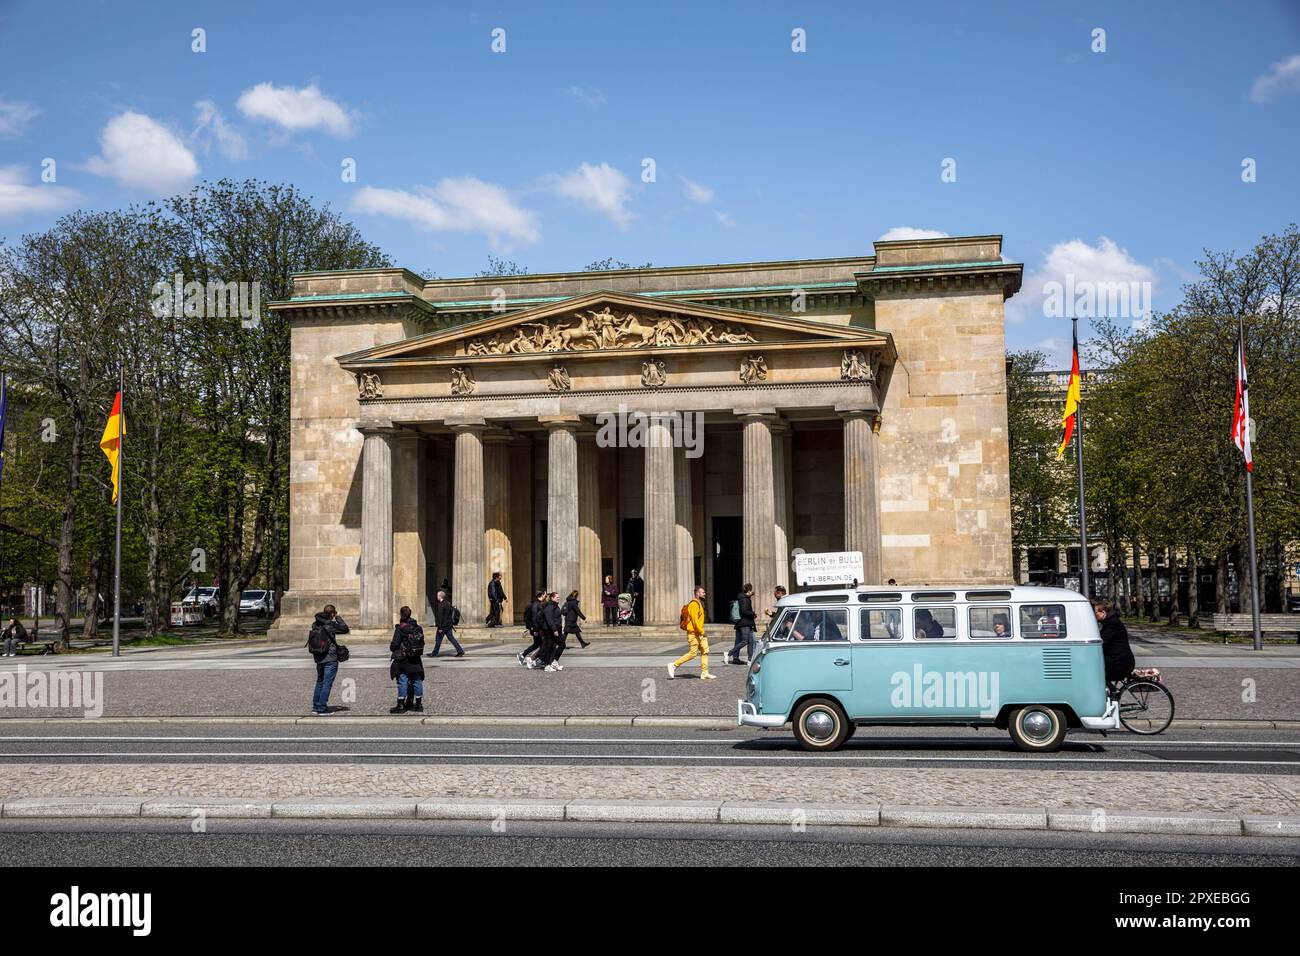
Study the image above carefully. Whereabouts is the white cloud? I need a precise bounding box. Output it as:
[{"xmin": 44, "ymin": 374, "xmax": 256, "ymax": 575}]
[
  {"xmin": 1009, "ymin": 237, "xmax": 1157, "ymax": 325},
  {"xmin": 0, "ymin": 165, "xmax": 80, "ymax": 218},
  {"xmin": 1029, "ymin": 336, "xmax": 1072, "ymax": 368},
  {"xmin": 568, "ymin": 86, "xmax": 606, "ymax": 107},
  {"xmin": 84, "ymin": 112, "xmax": 199, "ymax": 193},
  {"xmin": 546, "ymin": 162, "xmax": 633, "ymax": 228},
  {"xmin": 877, "ymin": 226, "xmax": 949, "ymax": 242},
  {"xmin": 192, "ymin": 100, "xmax": 248, "ymax": 161},
  {"xmin": 715, "ymin": 211, "xmax": 735, "ymax": 228},
  {"xmin": 352, "ymin": 177, "xmax": 540, "ymax": 248},
  {"xmin": 236, "ymin": 82, "xmax": 355, "ymax": 137},
  {"xmin": 1249, "ymin": 53, "xmax": 1300, "ymax": 103},
  {"xmin": 681, "ymin": 176, "xmax": 714, "ymax": 204},
  {"xmin": 0, "ymin": 98, "xmax": 40, "ymax": 137}
]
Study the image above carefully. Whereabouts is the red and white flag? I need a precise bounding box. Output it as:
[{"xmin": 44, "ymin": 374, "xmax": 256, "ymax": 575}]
[{"xmin": 1231, "ymin": 321, "xmax": 1252, "ymax": 472}]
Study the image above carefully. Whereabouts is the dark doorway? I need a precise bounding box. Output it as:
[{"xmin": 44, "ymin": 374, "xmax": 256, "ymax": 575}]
[{"xmin": 712, "ymin": 516, "xmax": 743, "ymax": 622}]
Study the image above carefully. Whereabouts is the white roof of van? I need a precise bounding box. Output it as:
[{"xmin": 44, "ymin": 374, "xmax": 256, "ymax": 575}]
[{"xmin": 777, "ymin": 584, "xmax": 1090, "ymax": 605}]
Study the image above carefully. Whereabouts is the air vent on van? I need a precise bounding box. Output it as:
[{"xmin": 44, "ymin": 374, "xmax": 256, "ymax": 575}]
[
  {"xmin": 966, "ymin": 590, "xmax": 1012, "ymax": 602},
  {"xmin": 1041, "ymin": 648, "xmax": 1072, "ymax": 680},
  {"xmin": 806, "ymin": 594, "xmax": 849, "ymax": 604},
  {"xmin": 859, "ymin": 592, "xmax": 903, "ymax": 603},
  {"xmin": 911, "ymin": 591, "xmax": 956, "ymax": 602}
]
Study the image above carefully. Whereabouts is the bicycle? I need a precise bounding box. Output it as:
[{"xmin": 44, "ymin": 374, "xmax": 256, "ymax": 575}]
[{"xmin": 1109, "ymin": 668, "xmax": 1175, "ymax": 734}]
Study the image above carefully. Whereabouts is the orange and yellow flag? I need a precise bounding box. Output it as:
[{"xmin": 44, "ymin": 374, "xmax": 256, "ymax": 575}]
[
  {"xmin": 1056, "ymin": 330, "xmax": 1081, "ymax": 460},
  {"xmin": 100, "ymin": 390, "xmax": 124, "ymax": 502}
]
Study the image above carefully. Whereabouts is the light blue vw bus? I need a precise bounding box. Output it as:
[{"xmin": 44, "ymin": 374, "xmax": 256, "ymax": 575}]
[{"xmin": 737, "ymin": 585, "xmax": 1119, "ymax": 752}]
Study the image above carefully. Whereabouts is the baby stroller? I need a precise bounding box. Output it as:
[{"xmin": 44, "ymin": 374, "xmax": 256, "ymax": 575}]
[{"xmin": 617, "ymin": 593, "xmax": 634, "ymax": 626}]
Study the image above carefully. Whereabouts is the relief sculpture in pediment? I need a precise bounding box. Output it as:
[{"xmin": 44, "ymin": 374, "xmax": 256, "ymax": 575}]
[{"xmin": 463, "ymin": 308, "xmax": 756, "ymax": 356}]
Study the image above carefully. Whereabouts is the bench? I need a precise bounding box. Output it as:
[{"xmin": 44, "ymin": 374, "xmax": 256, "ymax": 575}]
[{"xmin": 1201, "ymin": 613, "xmax": 1300, "ymax": 641}]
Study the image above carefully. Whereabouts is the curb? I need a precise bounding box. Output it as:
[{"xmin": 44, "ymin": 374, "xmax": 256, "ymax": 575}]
[
  {"xmin": 0, "ymin": 715, "xmax": 1296, "ymax": 730},
  {"xmin": 0, "ymin": 797, "xmax": 1295, "ymax": 837}
]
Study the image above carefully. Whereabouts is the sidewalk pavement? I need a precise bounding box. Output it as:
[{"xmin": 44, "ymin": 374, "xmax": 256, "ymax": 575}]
[{"xmin": 1, "ymin": 763, "xmax": 1296, "ymax": 838}]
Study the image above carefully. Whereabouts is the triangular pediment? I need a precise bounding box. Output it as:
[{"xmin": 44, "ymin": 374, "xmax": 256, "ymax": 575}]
[{"xmin": 337, "ymin": 290, "xmax": 891, "ymax": 367}]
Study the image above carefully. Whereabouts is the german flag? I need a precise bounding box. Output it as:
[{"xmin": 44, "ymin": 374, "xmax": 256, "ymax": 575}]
[
  {"xmin": 1056, "ymin": 327, "xmax": 1081, "ymax": 460},
  {"xmin": 100, "ymin": 390, "xmax": 124, "ymax": 503}
]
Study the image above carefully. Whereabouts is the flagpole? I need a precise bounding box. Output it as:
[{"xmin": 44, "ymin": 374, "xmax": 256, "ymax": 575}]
[
  {"xmin": 112, "ymin": 366, "xmax": 124, "ymax": 658},
  {"xmin": 1239, "ymin": 317, "xmax": 1262, "ymax": 651},
  {"xmin": 1072, "ymin": 317, "xmax": 1091, "ymax": 599}
]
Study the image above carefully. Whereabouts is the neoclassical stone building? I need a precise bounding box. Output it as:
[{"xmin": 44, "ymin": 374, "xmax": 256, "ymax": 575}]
[{"xmin": 273, "ymin": 234, "xmax": 1022, "ymax": 632}]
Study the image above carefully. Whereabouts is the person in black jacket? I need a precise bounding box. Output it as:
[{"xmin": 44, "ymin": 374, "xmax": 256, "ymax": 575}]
[
  {"xmin": 724, "ymin": 584, "xmax": 757, "ymax": 665},
  {"xmin": 538, "ymin": 591, "xmax": 564, "ymax": 672},
  {"xmin": 310, "ymin": 605, "xmax": 350, "ymax": 716},
  {"xmin": 389, "ymin": 606, "xmax": 426, "ymax": 713},
  {"xmin": 519, "ymin": 591, "xmax": 546, "ymax": 667},
  {"xmin": 486, "ymin": 572, "xmax": 507, "ymax": 627},
  {"xmin": 429, "ymin": 589, "xmax": 464, "ymax": 657},
  {"xmin": 3, "ymin": 618, "xmax": 27, "ymax": 657},
  {"xmin": 1092, "ymin": 598, "xmax": 1135, "ymax": 683},
  {"xmin": 562, "ymin": 590, "xmax": 589, "ymax": 649}
]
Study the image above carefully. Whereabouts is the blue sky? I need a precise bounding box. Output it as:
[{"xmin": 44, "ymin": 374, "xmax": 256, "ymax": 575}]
[{"xmin": 1, "ymin": 0, "xmax": 1297, "ymax": 363}]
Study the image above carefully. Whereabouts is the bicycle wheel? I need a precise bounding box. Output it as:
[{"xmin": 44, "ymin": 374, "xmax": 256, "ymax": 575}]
[{"xmin": 1117, "ymin": 679, "xmax": 1175, "ymax": 734}]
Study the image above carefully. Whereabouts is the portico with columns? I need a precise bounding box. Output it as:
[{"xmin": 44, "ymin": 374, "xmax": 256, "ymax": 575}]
[{"xmin": 273, "ymin": 235, "xmax": 1021, "ymax": 633}]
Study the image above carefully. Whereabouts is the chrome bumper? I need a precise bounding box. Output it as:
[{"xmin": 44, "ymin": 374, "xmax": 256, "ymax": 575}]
[
  {"xmin": 737, "ymin": 699, "xmax": 786, "ymax": 728},
  {"xmin": 1080, "ymin": 698, "xmax": 1121, "ymax": 731}
]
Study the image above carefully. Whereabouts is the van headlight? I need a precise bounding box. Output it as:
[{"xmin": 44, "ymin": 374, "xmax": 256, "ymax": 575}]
[{"xmin": 746, "ymin": 676, "xmax": 756, "ymax": 699}]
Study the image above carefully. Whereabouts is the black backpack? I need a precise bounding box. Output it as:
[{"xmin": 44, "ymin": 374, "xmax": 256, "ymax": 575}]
[
  {"xmin": 402, "ymin": 624, "xmax": 425, "ymax": 661},
  {"xmin": 451, "ymin": 606, "xmax": 461, "ymax": 626},
  {"xmin": 306, "ymin": 623, "xmax": 331, "ymax": 656},
  {"xmin": 523, "ymin": 603, "xmax": 536, "ymax": 629}
]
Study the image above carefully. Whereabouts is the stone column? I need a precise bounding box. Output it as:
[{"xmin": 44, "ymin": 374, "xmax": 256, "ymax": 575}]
[
  {"xmin": 578, "ymin": 431, "xmax": 602, "ymax": 613},
  {"xmin": 674, "ymin": 443, "xmax": 695, "ymax": 606},
  {"xmin": 771, "ymin": 419, "xmax": 791, "ymax": 592},
  {"xmin": 841, "ymin": 408, "xmax": 883, "ymax": 585},
  {"xmin": 543, "ymin": 416, "xmax": 580, "ymax": 594},
  {"xmin": 741, "ymin": 413, "xmax": 778, "ymax": 609},
  {"xmin": 643, "ymin": 415, "xmax": 677, "ymax": 624},
  {"xmin": 360, "ymin": 428, "xmax": 395, "ymax": 628},
  {"xmin": 484, "ymin": 432, "xmax": 513, "ymax": 625},
  {"xmin": 391, "ymin": 431, "xmax": 427, "ymax": 621},
  {"xmin": 451, "ymin": 422, "xmax": 487, "ymax": 623}
]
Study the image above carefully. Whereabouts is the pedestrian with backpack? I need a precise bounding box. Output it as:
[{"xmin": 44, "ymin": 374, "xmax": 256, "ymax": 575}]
[
  {"xmin": 724, "ymin": 583, "xmax": 757, "ymax": 665},
  {"xmin": 668, "ymin": 586, "xmax": 713, "ymax": 680},
  {"xmin": 307, "ymin": 604, "xmax": 350, "ymax": 715},
  {"xmin": 518, "ymin": 590, "xmax": 546, "ymax": 666},
  {"xmin": 389, "ymin": 606, "xmax": 426, "ymax": 713},
  {"xmin": 429, "ymin": 589, "xmax": 464, "ymax": 657}
]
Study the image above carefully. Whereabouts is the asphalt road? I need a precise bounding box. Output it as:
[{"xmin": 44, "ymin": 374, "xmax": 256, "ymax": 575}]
[
  {"xmin": 0, "ymin": 818, "xmax": 1294, "ymax": 866},
  {"xmin": 2, "ymin": 722, "xmax": 1298, "ymax": 773},
  {"xmin": 3, "ymin": 635, "xmax": 1299, "ymax": 720}
]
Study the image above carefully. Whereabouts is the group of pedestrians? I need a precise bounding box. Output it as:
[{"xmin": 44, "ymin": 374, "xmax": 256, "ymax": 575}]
[
  {"xmin": 517, "ymin": 590, "xmax": 589, "ymax": 672},
  {"xmin": 307, "ymin": 576, "xmax": 791, "ymax": 713}
]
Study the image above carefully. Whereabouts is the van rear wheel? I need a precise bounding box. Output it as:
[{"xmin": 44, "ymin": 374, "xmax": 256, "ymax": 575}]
[
  {"xmin": 792, "ymin": 698, "xmax": 850, "ymax": 752},
  {"xmin": 1007, "ymin": 705, "xmax": 1066, "ymax": 753}
]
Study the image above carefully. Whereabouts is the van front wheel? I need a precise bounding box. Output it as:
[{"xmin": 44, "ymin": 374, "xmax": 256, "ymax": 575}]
[
  {"xmin": 792, "ymin": 698, "xmax": 849, "ymax": 752},
  {"xmin": 1008, "ymin": 706, "xmax": 1066, "ymax": 752}
]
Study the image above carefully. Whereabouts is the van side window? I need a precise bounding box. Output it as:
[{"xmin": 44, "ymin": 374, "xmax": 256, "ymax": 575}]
[
  {"xmin": 1019, "ymin": 604, "xmax": 1068, "ymax": 639},
  {"xmin": 913, "ymin": 606, "xmax": 955, "ymax": 639},
  {"xmin": 969, "ymin": 606, "xmax": 1013, "ymax": 639},
  {"xmin": 785, "ymin": 608, "xmax": 848, "ymax": 642},
  {"xmin": 769, "ymin": 609, "xmax": 796, "ymax": 641},
  {"xmin": 860, "ymin": 607, "xmax": 902, "ymax": 640}
]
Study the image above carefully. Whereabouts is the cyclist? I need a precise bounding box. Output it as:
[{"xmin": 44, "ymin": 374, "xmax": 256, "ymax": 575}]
[{"xmin": 1090, "ymin": 598, "xmax": 1135, "ymax": 683}]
